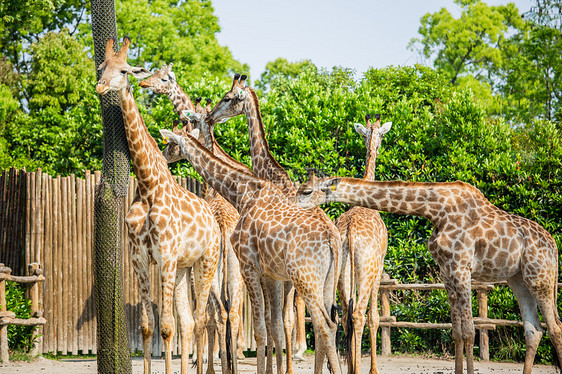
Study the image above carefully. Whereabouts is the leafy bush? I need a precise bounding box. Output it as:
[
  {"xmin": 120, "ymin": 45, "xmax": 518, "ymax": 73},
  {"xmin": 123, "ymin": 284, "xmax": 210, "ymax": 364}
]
[{"xmin": 5, "ymin": 281, "xmax": 37, "ymax": 355}]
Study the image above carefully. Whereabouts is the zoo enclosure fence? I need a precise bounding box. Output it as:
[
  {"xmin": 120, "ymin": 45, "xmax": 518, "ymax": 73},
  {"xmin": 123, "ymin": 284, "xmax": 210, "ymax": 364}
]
[{"xmin": 0, "ymin": 167, "xmax": 557, "ymax": 360}]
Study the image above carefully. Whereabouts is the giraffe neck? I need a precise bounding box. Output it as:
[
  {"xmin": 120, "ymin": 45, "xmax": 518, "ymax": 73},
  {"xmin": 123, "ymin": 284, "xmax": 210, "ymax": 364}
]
[
  {"xmin": 118, "ymin": 85, "xmax": 172, "ymax": 191},
  {"xmin": 198, "ymin": 124, "xmax": 252, "ymax": 198},
  {"xmin": 333, "ymin": 178, "xmax": 481, "ymax": 225},
  {"xmin": 168, "ymin": 83, "xmax": 195, "ymax": 119},
  {"xmin": 243, "ymin": 89, "xmax": 297, "ymax": 197},
  {"xmin": 178, "ymin": 132, "xmax": 272, "ymax": 213},
  {"xmin": 363, "ymin": 148, "xmax": 377, "ymax": 181}
]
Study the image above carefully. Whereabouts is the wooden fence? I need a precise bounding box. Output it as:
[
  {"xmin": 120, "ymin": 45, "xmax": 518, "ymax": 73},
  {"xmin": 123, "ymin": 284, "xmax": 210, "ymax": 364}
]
[
  {"xmin": 0, "ymin": 263, "xmax": 45, "ymax": 361},
  {"xmin": 0, "ymin": 167, "xmax": 545, "ymax": 360},
  {"xmin": 0, "ymin": 167, "xmax": 257, "ymax": 355}
]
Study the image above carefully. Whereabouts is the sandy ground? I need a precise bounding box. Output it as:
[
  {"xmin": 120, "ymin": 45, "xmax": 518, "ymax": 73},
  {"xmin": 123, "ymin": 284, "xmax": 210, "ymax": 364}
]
[{"xmin": 0, "ymin": 354, "xmax": 558, "ymax": 374}]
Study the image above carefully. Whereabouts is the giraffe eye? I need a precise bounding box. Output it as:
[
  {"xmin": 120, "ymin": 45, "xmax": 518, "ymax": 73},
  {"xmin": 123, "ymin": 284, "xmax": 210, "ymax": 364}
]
[
  {"xmin": 120, "ymin": 69, "xmax": 128, "ymax": 75},
  {"xmin": 302, "ymin": 190, "xmax": 313, "ymax": 196},
  {"xmin": 161, "ymin": 78, "xmax": 168, "ymax": 82}
]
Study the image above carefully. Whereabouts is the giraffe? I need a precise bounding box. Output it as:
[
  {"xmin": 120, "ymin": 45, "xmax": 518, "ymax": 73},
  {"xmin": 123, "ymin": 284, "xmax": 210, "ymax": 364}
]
[
  {"xmin": 205, "ymin": 74, "xmax": 315, "ymax": 368},
  {"xmin": 139, "ymin": 69, "xmax": 247, "ymax": 366},
  {"xmin": 158, "ymin": 125, "xmax": 342, "ymax": 374},
  {"xmin": 95, "ymin": 37, "xmax": 222, "ymax": 374},
  {"xmin": 164, "ymin": 106, "xmax": 249, "ymax": 374},
  {"xmin": 296, "ymin": 174, "xmax": 562, "ymax": 374},
  {"xmin": 334, "ymin": 114, "xmax": 392, "ymax": 374},
  {"xmin": 138, "ymin": 62, "xmax": 196, "ymax": 123}
]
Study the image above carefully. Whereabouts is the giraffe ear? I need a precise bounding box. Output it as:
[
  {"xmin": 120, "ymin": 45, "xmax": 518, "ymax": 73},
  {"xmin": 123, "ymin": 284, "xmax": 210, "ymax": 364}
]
[
  {"xmin": 353, "ymin": 123, "xmax": 368, "ymax": 137},
  {"xmin": 168, "ymin": 70, "xmax": 176, "ymax": 82},
  {"xmin": 190, "ymin": 128, "xmax": 200, "ymax": 139},
  {"xmin": 378, "ymin": 122, "xmax": 392, "ymax": 135},
  {"xmin": 159, "ymin": 129, "xmax": 182, "ymax": 145},
  {"xmin": 322, "ymin": 177, "xmax": 342, "ymax": 192},
  {"xmin": 129, "ymin": 66, "xmax": 152, "ymax": 79}
]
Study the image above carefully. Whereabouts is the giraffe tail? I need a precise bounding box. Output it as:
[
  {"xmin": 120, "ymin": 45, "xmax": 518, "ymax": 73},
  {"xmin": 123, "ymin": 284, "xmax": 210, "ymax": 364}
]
[
  {"xmin": 345, "ymin": 219, "xmax": 356, "ymax": 371},
  {"xmin": 219, "ymin": 226, "xmax": 234, "ymax": 372}
]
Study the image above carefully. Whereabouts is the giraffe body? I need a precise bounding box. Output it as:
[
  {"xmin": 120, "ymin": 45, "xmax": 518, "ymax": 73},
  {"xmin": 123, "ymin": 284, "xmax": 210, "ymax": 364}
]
[
  {"xmin": 297, "ymin": 176, "xmax": 562, "ymax": 374},
  {"xmin": 95, "ymin": 38, "xmax": 220, "ymax": 374},
  {"xmin": 160, "ymin": 127, "xmax": 343, "ymax": 374}
]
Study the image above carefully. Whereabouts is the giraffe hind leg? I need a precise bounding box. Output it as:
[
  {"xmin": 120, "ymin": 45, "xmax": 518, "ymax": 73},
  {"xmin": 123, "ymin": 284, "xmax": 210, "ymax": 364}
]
[{"xmin": 508, "ymin": 273, "xmax": 544, "ymax": 374}]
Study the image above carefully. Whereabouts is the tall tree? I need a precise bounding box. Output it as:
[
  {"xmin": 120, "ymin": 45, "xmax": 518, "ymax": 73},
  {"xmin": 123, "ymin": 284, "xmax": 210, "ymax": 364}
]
[
  {"xmin": 410, "ymin": 0, "xmax": 523, "ymax": 86},
  {"xmin": 500, "ymin": 0, "xmax": 562, "ymax": 122}
]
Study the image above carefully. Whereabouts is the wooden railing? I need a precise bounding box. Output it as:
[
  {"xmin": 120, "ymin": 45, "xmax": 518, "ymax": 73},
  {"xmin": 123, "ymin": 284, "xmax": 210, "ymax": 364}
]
[
  {"xmin": 0, "ymin": 263, "xmax": 45, "ymax": 361},
  {"xmin": 378, "ymin": 273, "xmax": 558, "ymax": 361}
]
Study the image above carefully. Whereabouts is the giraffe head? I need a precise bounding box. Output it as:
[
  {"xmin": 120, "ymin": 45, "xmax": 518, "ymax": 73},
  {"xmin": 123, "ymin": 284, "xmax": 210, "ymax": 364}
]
[
  {"xmin": 162, "ymin": 119, "xmax": 189, "ymax": 163},
  {"xmin": 296, "ymin": 170, "xmax": 342, "ymax": 209},
  {"xmin": 95, "ymin": 37, "xmax": 151, "ymax": 95},
  {"xmin": 206, "ymin": 74, "xmax": 249, "ymax": 124},
  {"xmin": 354, "ymin": 114, "xmax": 392, "ymax": 162},
  {"xmin": 163, "ymin": 98, "xmax": 210, "ymax": 163},
  {"xmin": 138, "ymin": 63, "xmax": 177, "ymax": 94}
]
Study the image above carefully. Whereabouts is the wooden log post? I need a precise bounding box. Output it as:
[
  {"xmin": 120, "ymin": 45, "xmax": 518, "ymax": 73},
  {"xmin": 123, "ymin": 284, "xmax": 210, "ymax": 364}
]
[
  {"xmin": 28, "ymin": 263, "xmax": 44, "ymax": 356},
  {"xmin": 380, "ymin": 273, "xmax": 392, "ymax": 356},
  {"xmin": 478, "ymin": 288, "xmax": 490, "ymax": 361},
  {"xmin": 0, "ymin": 263, "xmax": 11, "ymax": 362}
]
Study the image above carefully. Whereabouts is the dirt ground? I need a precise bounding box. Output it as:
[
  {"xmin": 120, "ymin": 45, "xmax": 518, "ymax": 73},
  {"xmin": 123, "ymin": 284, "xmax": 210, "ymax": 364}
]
[{"xmin": 0, "ymin": 354, "xmax": 558, "ymax": 374}]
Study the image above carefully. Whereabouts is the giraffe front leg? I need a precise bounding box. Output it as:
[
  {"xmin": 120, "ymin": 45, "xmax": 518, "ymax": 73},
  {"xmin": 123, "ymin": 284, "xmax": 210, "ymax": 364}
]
[
  {"xmin": 293, "ymin": 293, "xmax": 307, "ymax": 361},
  {"xmin": 159, "ymin": 253, "xmax": 178, "ymax": 374},
  {"xmin": 283, "ymin": 282, "xmax": 296, "ymax": 374},
  {"xmin": 130, "ymin": 244, "xmax": 154, "ymax": 374},
  {"xmin": 193, "ymin": 256, "xmax": 218, "ymax": 374},
  {"xmin": 241, "ymin": 263, "xmax": 267, "ymax": 374},
  {"xmin": 175, "ymin": 267, "xmax": 195, "ymax": 374},
  {"xmin": 444, "ymin": 277, "xmax": 475, "ymax": 374}
]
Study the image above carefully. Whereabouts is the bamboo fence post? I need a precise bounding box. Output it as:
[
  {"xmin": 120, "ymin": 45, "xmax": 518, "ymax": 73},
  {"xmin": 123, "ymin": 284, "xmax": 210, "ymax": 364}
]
[
  {"xmin": 25, "ymin": 172, "xmax": 32, "ymax": 272},
  {"xmin": 85, "ymin": 170, "xmax": 93, "ymax": 353},
  {"xmin": 6, "ymin": 169, "xmax": 16, "ymax": 271},
  {"xmin": 69, "ymin": 174, "xmax": 78, "ymax": 355},
  {"xmin": 77, "ymin": 177, "xmax": 85, "ymax": 352},
  {"xmin": 54, "ymin": 176, "xmax": 62, "ymax": 353},
  {"xmin": 0, "ymin": 264, "xmax": 10, "ymax": 362},
  {"xmin": 478, "ymin": 288, "xmax": 490, "ymax": 361},
  {"xmin": 34, "ymin": 169, "xmax": 43, "ymax": 267},
  {"xmin": 0, "ymin": 172, "xmax": 6, "ymax": 263},
  {"xmin": 380, "ymin": 273, "xmax": 392, "ymax": 356},
  {"xmin": 28, "ymin": 263, "xmax": 44, "ymax": 356},
  {"xmin": 43, "ymin": 174, "xmax": 53, "ymax": 354}
]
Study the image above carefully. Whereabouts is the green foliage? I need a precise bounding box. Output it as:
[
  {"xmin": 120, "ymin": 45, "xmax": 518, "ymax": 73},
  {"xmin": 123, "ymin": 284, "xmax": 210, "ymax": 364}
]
[
  {"xmin": 113, "ymin": 0, "xmax": 247, "ymax": 78},
  {"xmin": 5, "ymin": 281, "xmax": 37, "ymax": 354},
  {"xmin": 410, "ymin": 0, "xmax": 523, "ymax": 86},
  {"xmin": 255, "ymin": 57, "xmax": 317, "ymax": 92},
  {"xmin": 27, "ymin": 30, "xmax": 95, "ymax": 113}
]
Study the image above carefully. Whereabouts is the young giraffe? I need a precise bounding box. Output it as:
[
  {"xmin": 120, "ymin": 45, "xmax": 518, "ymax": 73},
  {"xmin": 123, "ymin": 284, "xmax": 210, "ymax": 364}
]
[
  {"xmin": 159, "ymin": 126, "xmax": 342, "ymax": 374},
  {"xmin": 139, "ymin": 69, "xmax": 247, "ymax": 363},
  {"xmin": 95, "ymin": 37, "xmax": 222, "ymax": 374},
  {"xmin": 205, "ymin": 75, "xmax": 314, "ymax": 368},
  {"xmin": 296, "ymin": 173, "xmax": 562, "ymax": 374},
  {"xmin": 336, "ymin": 114, "xmax": 392, "ymax": 374}
]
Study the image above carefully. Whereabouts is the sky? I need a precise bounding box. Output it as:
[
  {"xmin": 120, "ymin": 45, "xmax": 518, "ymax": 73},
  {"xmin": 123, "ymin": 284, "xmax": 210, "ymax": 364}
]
[{"xmin": 212, "ymin": 0, "xmax": 534, "ymax": 80}]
